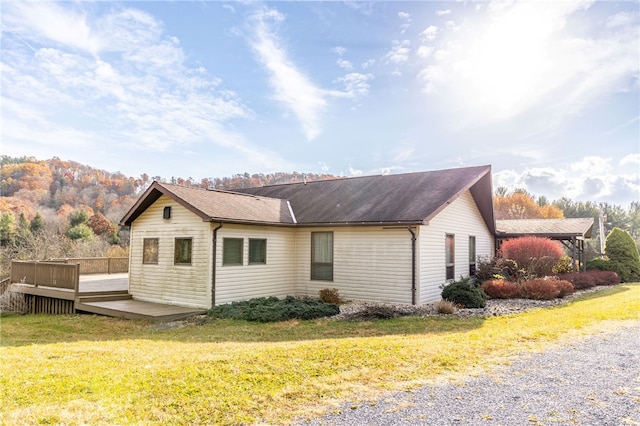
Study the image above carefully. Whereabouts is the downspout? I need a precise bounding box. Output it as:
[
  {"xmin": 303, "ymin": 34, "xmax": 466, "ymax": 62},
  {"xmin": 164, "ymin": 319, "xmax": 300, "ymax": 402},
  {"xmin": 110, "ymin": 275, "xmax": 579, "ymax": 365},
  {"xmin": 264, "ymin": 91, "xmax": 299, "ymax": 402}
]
[
  {"xmin": 408, "ymin": 227, "xmax": 417, "ymax": 305},
  {"xmin": 211, "ymin": 223, "xmax": 223, "ymax": 308}
]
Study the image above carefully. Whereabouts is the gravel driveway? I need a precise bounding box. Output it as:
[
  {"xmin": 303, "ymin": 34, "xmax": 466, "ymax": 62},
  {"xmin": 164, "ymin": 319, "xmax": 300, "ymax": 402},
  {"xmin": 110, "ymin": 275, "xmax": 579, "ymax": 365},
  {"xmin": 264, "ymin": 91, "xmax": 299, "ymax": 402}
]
[{"xmin": 299, "ymin": 321, "xmax": 640, "ymax": 426}]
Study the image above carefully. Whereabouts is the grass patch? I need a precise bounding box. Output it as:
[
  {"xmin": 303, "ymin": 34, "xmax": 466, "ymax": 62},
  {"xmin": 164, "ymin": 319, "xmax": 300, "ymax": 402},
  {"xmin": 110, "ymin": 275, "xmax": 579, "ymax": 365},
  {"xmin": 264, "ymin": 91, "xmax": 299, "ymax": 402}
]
[{"xmin": 1, "ymin": 284, "xmax": 639, "ymax": 425}]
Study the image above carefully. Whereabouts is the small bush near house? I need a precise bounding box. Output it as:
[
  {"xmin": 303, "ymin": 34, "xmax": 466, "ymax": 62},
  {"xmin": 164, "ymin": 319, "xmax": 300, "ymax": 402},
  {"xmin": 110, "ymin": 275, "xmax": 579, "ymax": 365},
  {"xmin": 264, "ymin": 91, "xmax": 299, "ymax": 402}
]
[
  {"xmin": 552, "ymin": 256, "xmax": 574, "ymax": 274},
  {"xmin": 318, "ymin": 288, "xmax": 341, "ymax": 304},
  {"xmin": 434, "ymin": 299, "xmax": 457, "ymax": 314},
  {"xmin": 553, "ymin": 279, "xmax": 575, "ymax": 298},
  {"xmin": 559, "ymin": 270, "xmax": 620, "ymax": 288},
  {"xmin": 441, "ymin": 277, "xmax": 486, "ymax": 308},
  {"xmin": 475, "ymin": 257, "xmax": 523, "ymax": 282},
  {"xmin": 521, "ymin": 279, "xmax": 561, "ymax": 300},
  {"xmin": 499, "ymin": 236, "xmax": 564, "ymax": 278},
  {"xmin": 208, "ymin": 296, "xmax": 339, "ymax": 322},
  {"xmin": 557, "ymin": 273, "xmax": 596, "ymax": 290},
  {"xmin": 590, "ymin": 270, "xmax": 621, "ymax": 286},
  {"xmin": 480, "ymin": 279, "xmax": 522, "ymax": 299}
]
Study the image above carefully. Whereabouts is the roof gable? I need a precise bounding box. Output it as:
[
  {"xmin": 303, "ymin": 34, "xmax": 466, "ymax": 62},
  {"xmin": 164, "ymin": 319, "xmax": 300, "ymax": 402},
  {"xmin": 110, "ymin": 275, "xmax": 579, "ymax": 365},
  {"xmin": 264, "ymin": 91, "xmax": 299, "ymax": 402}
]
[{"xmin": 120, "ymin": 182, "xmax": 296, "ymax": 226}]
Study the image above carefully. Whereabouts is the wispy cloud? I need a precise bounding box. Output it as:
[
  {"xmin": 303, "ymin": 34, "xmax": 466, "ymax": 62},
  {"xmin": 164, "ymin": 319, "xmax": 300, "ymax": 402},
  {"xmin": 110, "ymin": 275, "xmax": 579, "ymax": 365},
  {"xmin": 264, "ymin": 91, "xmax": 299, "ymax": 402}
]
[
  {"xmin": 0, "ymin": 1, "xmax": 282, "ymax": 171},
  {"xmin": 248, "ymin": 7, "xmax": 327, "ymax": 141}
]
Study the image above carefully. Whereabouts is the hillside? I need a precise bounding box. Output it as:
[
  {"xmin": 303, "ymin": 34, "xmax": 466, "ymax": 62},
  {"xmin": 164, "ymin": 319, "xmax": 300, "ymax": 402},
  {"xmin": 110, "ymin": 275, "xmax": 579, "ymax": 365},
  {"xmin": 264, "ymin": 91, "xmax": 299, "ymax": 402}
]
[{"xmin": 0, "ymin": 156, "xmax": 338, "ymax": 224}]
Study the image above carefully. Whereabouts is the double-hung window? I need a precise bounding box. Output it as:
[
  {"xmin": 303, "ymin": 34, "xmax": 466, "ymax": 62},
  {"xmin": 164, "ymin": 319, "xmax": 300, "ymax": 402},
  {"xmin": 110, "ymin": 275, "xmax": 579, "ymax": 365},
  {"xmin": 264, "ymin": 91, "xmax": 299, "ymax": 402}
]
[
  {"xmin": 469, "ymin": 236, "xmax": 476, "ymax": 276},
  {"xmin": 311, "ymin": 232, "xmax": 333, "ymax": 281},
  {"xmin": 445, "ymin": 234, "xmax": 455, "ymax": 280}
]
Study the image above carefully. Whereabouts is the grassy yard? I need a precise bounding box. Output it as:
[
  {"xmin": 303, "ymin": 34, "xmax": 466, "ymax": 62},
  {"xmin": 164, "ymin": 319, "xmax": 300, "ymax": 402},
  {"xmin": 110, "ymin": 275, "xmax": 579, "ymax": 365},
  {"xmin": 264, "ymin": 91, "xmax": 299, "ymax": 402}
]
[{"xmin": 1, "ymin": 284, "xmax": 639, "ymax": 425}]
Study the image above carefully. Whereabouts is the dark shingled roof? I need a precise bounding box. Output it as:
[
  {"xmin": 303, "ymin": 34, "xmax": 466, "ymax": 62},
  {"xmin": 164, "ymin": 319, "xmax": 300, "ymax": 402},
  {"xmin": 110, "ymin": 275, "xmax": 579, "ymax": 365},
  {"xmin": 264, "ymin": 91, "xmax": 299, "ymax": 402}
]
[
  {"xmin": 496, "ymin": 218, "xmax": 594, "ymax": 239},
  {"xmin": 120, "ymin": 181, "xmax": 295, "ymax": 226},
  {"xmin": 121, "ymin": 165, "xmax": 495, "ymax": 231},
  {"xmin": 236, "ymin": 165, "xmax": 495, "ymax": 230}
]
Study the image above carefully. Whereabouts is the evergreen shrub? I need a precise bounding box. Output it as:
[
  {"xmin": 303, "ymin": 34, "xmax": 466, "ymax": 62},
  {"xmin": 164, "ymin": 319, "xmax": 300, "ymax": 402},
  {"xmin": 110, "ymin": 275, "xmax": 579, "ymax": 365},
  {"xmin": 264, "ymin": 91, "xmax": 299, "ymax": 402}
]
[
  {"xmin": 441, "ymin": 278, "xmax": 486, "ymax": 308},
  {"xmin": 208, "ymin": 296, "xmax": 339, "ymax": 322},
  {"xmin": 602, "ymin": 228, "xmax": 640, "ymax": 282}
]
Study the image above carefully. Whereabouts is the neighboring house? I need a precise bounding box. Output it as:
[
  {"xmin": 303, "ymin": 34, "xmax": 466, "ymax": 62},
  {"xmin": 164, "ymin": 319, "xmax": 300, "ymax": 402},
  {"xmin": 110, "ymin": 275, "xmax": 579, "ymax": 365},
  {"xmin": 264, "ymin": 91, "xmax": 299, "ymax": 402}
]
[{"xmin": 120, "ymin": 165, "xmax": 496, "ymax": 309}]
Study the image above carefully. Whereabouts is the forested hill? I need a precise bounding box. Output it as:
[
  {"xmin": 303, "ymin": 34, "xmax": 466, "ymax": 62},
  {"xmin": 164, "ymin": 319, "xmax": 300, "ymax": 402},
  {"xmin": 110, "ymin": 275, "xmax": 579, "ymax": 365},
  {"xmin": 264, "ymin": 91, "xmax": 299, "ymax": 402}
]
[{"xmin": 0, "ymin": 156, "xmax": 338, "ymax": 224}]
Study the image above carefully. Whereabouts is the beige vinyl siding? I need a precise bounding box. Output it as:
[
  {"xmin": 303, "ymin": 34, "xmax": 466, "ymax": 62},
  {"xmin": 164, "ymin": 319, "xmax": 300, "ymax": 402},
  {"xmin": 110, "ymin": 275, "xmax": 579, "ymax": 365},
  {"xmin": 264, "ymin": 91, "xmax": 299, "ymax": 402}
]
[
  {"xmin": 418, "ymin": 190, "xmax": 494, "ymax": 303},
  {"xmin": 294, "ymin": 227, "xmax": 414, "ymax": 304},
  {"xmin": 214, "ymin": 224, "xmax": 296, "ymax": 305},
  {"xmin": 128, "ymin": 195, "xmax": 211, "ymax": 308}
]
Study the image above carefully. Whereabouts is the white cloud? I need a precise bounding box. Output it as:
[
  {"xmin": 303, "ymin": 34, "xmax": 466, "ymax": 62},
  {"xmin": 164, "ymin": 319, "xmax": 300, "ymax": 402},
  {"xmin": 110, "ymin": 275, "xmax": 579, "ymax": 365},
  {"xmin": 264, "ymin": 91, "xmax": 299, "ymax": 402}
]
[
  {"xmin": 422, "ymin": 26, "xmax": 438, "ymax": 41},
  {"xmin": 620, "ymin": 153, "xmax": 640, "ymax": 167},
  {"xmin": 334, "ymin": 73, "xmax": 373, "ymax": 98},
  {"xmin": 248, "ymin": 8, "xmax": 327, "ymax": 141},
  {"xmin": 436, "ymin": 10, "xmax": 451, "ymax": 17},
  {"xmin": 417, "ymin": 46, "xmax": 434, "ymax": 59},
  {"xmin": 336, "ymin": 58, "xmax": 353, "ymax": 70},
  {"xmin": 332, "ymin": 46, "xmax": 346, "ymax": 56},
  {"xmin": 385, "ymin": 39, "xmax": 410, "ymax": 64},
  {"xmin": 494, "ymin": 156, "xmax": 640, "ymax": 205},
  {"xmin": 348, "ymin": 165, "xmax": 363, "ymax": 176},
  {"xmin": 398, "ymin": 12, "xmax": 410, "ymax": 20},
  {"xmin": 361, "ymin": 59, "xmax": 375, "ymax": 69}
]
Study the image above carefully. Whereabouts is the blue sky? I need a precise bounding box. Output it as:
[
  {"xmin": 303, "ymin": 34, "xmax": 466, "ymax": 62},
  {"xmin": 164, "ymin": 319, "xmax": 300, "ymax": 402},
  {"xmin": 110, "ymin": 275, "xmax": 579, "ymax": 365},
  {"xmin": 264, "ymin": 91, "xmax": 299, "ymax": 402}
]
[{"xmin": 2, "ymin": 1, "xmax": 639, "ymax": 206}]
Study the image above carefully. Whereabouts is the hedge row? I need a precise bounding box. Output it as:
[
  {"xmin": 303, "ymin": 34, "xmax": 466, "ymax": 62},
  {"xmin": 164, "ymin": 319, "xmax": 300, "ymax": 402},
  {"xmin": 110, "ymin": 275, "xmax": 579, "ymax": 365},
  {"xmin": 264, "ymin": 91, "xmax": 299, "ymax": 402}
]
[{"xmin": 480, "ymin": 270, "xmax": 620, "ymax": 301}]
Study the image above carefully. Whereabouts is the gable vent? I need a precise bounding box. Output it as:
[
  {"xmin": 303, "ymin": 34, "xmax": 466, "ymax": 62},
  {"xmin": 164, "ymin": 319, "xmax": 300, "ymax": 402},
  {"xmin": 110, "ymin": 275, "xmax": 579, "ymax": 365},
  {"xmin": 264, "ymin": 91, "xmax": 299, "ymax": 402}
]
[{"xmin": 163, "ymin": 206, "xmax": 171, "ymax": 219}]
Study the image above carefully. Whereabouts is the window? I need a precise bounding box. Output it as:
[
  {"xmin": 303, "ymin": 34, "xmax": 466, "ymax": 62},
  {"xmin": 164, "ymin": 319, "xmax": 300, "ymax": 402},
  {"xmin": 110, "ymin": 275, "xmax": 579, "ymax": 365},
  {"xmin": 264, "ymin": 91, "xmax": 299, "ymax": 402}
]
[
  {"xmin": 223, "ymin": 238, "xmax": 243, "ymax": 265},
  {"xmin": 445, "ymin": 234, "xmax": 455, "ymax": 280},
  {"xmin": 311, "ymin": 232, "xmax": 333, "ymax": 281},
  {"xmin": 143, "ymin": 238, "xmax": 158, "ymax": 264},
  {"xmin": 469, "ymin": 236, "xmax": 476, "ymax": 276},
  {"xmin": 249, "ymin": 239, "xmax": 267, "ymax": 265},
  {"xmin": 174, "ymin": 238, "xmax": 192, "ymax": 265},
  {"xmin": 163, "ymin": 206, "xmax": 171, "ymax": 219}
]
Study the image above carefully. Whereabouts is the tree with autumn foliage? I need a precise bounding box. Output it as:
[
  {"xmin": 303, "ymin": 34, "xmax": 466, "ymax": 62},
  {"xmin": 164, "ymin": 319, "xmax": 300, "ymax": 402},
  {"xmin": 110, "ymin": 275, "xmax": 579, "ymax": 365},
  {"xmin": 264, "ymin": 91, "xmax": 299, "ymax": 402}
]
[{"xmin": 494, "ymin": 188, "xmax": 564, "ymax": 220}]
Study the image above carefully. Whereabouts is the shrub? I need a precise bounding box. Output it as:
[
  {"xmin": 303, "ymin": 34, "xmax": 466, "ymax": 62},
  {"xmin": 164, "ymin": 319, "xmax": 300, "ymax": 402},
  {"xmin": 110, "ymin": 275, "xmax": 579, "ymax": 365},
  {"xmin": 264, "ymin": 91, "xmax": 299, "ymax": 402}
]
[
  {"xmin": 441, "ymin": 277, "xmax": 486, "ymax": 308},
  {"xmin": 552, "ymin": 256, "xmax": 574, "ymax": 274},
  {"xmin": 553, "ymin": 279, "xmax": 575, "ymax": 298},
  {"xmin": 475, "ymin": 257, "xmax": 523, "ymax": 282},
  {"xmin": 480, "ymin": 279, "xmax": 522, "ymax": 299},
  {"xmin": 499, "ymin": 236, "xmax": 564, "ymax": 278},
  {"xmin": 344, "ymin": 305, "xmax": 401, "ymax": 321},
  {"xmin": 561, "ymin": 270, "xmax": 620, "ymax": 288},
  {"xmin": 589, "ymin": 270, "xmax": 620, "ymax": 286},
  {"xmin": 0, "ymin": 286, "xmax": 29, "ymax": 315},
  {"xmin": 208, "ymin": 296, "xmax": 339, "ymax": 322},
  {"xmin": 435, "ymin": 299, "xmax": 457, "ymax": 314},
  {"xmin": 603, "ymin": 228, "xmax": 640, "ymax": 283},
  {"xmin": 318, "ymin": 288, "xmax": 341, "ymax": 304},
  {"xmin": 557, "ymin": 273, "xmax": 596, "ymax": 290},
  {"xmin": 521, "ymin": 278, "xmax": 563, "ymax": 300}
]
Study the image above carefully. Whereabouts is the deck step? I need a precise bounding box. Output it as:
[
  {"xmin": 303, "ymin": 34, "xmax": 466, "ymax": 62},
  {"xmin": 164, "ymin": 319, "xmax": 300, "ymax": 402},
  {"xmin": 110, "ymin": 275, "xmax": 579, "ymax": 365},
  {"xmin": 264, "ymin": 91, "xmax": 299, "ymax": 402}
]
[{"xmin": 76, "ymin": 291, "xmax": 132, "ymax": 303}]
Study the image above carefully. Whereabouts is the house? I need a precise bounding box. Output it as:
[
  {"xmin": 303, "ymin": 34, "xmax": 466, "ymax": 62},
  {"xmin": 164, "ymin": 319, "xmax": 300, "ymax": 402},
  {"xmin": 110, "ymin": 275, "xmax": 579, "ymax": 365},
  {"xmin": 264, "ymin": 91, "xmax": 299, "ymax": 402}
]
[{"xmin": 120, "ymin": 165, "xmax": 496, "ymax": 309}]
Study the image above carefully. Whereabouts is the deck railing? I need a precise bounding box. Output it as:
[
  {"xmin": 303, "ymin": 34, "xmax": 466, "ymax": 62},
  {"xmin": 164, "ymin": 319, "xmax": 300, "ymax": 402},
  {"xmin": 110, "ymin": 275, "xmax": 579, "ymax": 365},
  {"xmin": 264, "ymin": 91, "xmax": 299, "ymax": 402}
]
[
  {"xmin": 10, "ymin": 261, "xmax": 80, "ymax": 290},
  {"xmin": 47, "ymin": 257, "xmax": 129, "ymax": 274}
]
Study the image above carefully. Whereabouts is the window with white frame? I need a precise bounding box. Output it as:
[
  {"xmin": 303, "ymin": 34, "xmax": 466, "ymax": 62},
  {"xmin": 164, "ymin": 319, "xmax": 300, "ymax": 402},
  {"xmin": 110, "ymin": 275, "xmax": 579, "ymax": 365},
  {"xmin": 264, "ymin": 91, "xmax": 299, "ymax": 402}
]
[{"xmin": 445, "ymin": 234, "xmax": 455, "ymax": 280}]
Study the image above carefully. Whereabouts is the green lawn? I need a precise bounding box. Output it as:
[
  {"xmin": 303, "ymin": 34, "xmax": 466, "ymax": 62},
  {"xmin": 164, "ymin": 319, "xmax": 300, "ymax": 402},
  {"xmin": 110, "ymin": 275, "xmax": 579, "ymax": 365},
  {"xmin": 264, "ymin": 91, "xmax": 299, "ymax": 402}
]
[{"xmin": 1, "ymin": 284, "xmax": 639, "ymax": 425}]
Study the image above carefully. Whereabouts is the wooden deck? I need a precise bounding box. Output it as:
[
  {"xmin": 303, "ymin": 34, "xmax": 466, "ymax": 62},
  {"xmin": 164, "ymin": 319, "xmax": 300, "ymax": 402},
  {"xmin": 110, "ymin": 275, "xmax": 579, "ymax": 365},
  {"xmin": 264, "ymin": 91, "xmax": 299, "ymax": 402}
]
[{"xmin": 11, "ymin": 273, "xmax": 205, "ymax": 322}]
